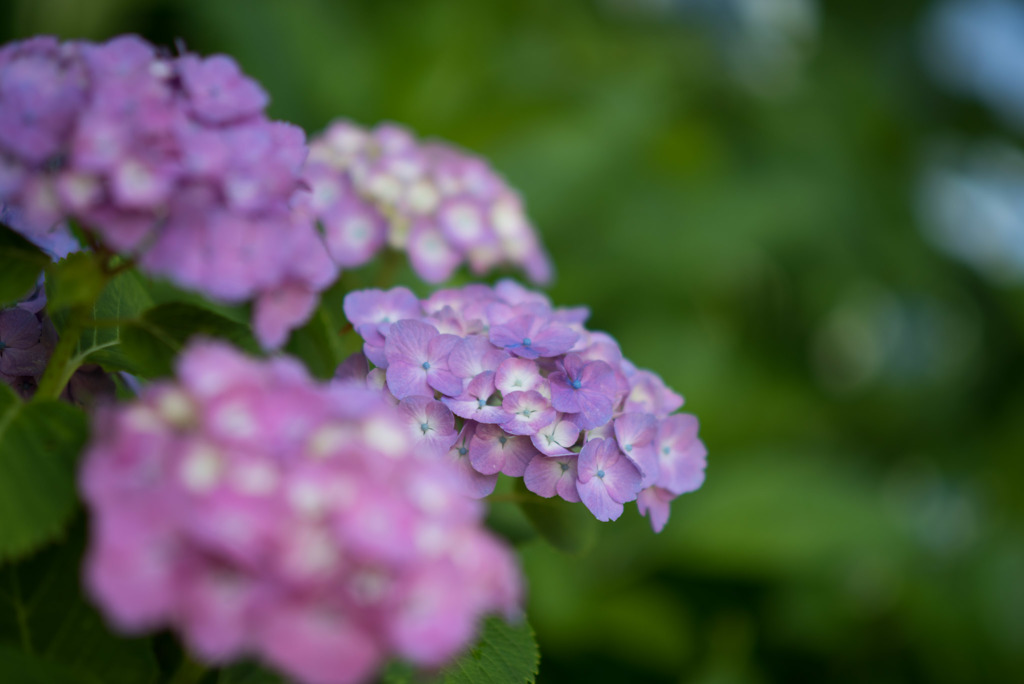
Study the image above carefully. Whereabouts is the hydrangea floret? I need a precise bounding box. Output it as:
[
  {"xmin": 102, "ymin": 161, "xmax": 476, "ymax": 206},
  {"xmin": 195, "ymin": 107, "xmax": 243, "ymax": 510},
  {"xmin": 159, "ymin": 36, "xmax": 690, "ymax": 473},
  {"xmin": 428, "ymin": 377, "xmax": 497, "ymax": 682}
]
[
  {"xmin": 343, "ymin": 280, "xmax": 707, "ymax": 530},
  {"xmin": 81, "ymin": 340, "xmax": 521, "ymax": 684}
]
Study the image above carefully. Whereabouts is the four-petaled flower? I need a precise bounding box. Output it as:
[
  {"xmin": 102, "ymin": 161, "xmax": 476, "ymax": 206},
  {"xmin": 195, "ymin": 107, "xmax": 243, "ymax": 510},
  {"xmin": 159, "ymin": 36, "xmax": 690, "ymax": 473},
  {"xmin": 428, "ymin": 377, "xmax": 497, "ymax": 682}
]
[
  {"xmin": 384, "ymin": 320, "xmax": 463, "ymax": 399},
  {"xmin": 549, "ymin": 353, "xmax": 619, "ymax": 429},
  {"xmin": 489, "ymin": 314, "xmax": 577, "ymax": 360},
  {"xmin": 576, "ymin": 437, "xmax": 642, "ymax": 522}
]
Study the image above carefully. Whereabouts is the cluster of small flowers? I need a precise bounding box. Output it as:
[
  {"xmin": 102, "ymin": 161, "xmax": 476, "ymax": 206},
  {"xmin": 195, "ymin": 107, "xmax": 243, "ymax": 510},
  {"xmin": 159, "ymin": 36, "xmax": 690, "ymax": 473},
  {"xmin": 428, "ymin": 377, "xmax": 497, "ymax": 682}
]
[
  {"xmin": 300, "ymin": 119, "xmax": 552, "ymax": 285},
  {"xmin": 0, "ymin": 35, "xmax": 336, "ymax": 347},
  {"xmin": 342, "ymin": 280, "xmax": 706, "ymax": 531},
  {"xmin": 81, "ymin": 340, "xmax": 521, "ymax": 684}
]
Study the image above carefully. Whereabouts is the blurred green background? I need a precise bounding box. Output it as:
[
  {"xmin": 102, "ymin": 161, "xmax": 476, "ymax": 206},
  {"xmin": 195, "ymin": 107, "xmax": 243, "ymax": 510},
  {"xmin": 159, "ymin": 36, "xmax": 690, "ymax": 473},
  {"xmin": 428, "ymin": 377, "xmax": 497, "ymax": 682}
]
[{"xmin": 4, "ymin": 0, "xmax": 1024, "ymax": 681}]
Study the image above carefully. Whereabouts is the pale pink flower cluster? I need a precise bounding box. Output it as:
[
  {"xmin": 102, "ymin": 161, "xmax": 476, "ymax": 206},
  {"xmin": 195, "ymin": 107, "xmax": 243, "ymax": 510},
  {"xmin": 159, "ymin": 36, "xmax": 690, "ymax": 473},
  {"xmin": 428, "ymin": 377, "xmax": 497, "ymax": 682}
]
[
  {"xmin": 342, "ymin": 280, "xmax": 707, "ymax": 531},
  {"xmin": 300, "ymin": 120, "xmax": 552, "ymax": 285},
  {"xmin": 81, "ymin": 341, "xmax": 521, "ymax": 684},
  {"xmin": 0, "ymin": 36, "xmax": 336, "ymax": 347}
]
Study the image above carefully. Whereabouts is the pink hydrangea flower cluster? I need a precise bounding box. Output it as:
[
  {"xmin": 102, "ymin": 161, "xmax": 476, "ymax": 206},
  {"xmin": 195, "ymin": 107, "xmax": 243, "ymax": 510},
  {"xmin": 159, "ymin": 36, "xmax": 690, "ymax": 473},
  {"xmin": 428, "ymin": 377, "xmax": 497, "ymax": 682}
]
[
  {"xmin": 342, "ymin": 280, "xmax": 707, "ymax": 531},
  {"xmin": 81, "ymin": 340, "xmax": 521, "ymax": 684},
  {"xmin": 0, "ymin": 36, "xmax": 337, "ymax": 347},
  {"xmin": 300, "ymin": 119, "xmax": 552, "ymax": 285}
]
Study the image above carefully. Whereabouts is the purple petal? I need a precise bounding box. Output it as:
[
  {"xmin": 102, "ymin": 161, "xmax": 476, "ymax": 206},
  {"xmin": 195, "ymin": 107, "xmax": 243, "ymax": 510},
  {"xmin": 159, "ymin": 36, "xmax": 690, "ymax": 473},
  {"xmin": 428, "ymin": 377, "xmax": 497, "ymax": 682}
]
[
  {"xmin": 447, "ymin": 337, "xmax": 508, "ymax": 378},
  {"xmin": 573, "ymin": 389, "xmax": 614, "ymax": 430},
  {"xmin": 494, "ymin": 357, "xmax": 543, "ymax": 395},
  {"xmin": 427, "ymin": 333, "xmax": 459, "ymax": 362},
  {"xmin": 408, "ymin": 222, "xmax": 460, "ymax": 283},
  {"xmin": 468, "ymin": 424, "xmax": 538, "ymax": 477},
  {"xmin": 386, "ymin": 360, "xmax": 432, "ymax": 400},
  {"xmin": 468, "ymin": 425, "xmax": 507, "ymax": 475},
  {"xmin": 488, "ymin": 315, "xmax": 538, "ymax": 358},
  {"xmin": 500, "ymin": 436, "xmax": 538, "ymax": 477},
  {"xmin": 343, "ymin": 287, "xmax": 420, "ymax": 327},
  {"xmin": 524, "ymin": 454, "xmax": 579, "ymax": 502},
  {"xmin": 442, "ymin": 397, "xmax": 511, "ymax": 425},
  {"xmin": 548, "ymin": 373, "xmax": 582, "ymax": 414},
  {"xmin": 531, "ymin": 324, "xmax": 579, "ymax": 357},
  {"xmin": 0, "ymin": 308, "xmax": 42, "ymax": 349},
  {"xmin": 577, "ymin": 437, "xmax": 641, "ymax": 504},
  {"xmin": 576, "ymin": 477, "xmax": 624, "ymax": 522},
  {"xmin": 447, "ymin": 423, "xmax": 499, "ymax": 498},
  {"xmin": 530, "ymin": 415, "xmax": 580, "ymax": 456},
  {"xmin": 614, "ymin": 413, "xmax": 657, "ymax": 449},
  {"xmin": 500, "ymin": 391, "xmax": 555, "ymax": 436},
  {"xmin": 0, "ymin": 345, "xmax": 47, "ymax": 376},
  {"xmin": 426, "ymin": 368, "xmax": 463, "ymax": 398},
  {"xmin": 334, "ymin": 352, "xmax": 369, "ymax": 385},
  {"xmin": 602, "ymin": 450, "xmax": 643, "ymax": 504},
  {"xmin": 637, "ymin": 486, "xmax": 674, "ymax": 533},
  {"xmin": 384, "ymin": 319, "xmax": 437, "ymax": 366}
]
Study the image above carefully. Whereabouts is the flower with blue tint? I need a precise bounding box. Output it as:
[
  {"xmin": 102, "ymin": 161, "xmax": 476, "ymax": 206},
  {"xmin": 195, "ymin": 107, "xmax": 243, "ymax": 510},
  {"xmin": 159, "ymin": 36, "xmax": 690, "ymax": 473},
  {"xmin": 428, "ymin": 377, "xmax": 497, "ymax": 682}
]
[
  {"xmin": 446, "ymin": 422, "xmax": 498, "ymax": 499},
  {"xmin": 396, "ymin": 396, "xmax": 458, "ymax": 457},
  {"xmin": 530, "ymin": 414, "xmax": 581, "ymax": 457},
  {"xmin": 576, "ymin": 438, "xmax": 642, "ymax": 522},
  {"xmin": 489, "ymin": 314, "xmax": 578, "ymax": 360},
  {"xmin": 549, "ymin": 353, "xmax": 619, "ymax": 429},
  {"xmin": 384, "ymin": 320, "xmax": 463, "ymax": 399},
  {"xmin": 442, "ymin": 372, "xmax": 511, "ymax": 424},
  {"xmin": 500, "ymin": 390, "xmax": 556, "ymax": 436},
  {"xmin": 468, "ymin": 423, "xmax": 539, "ymax": 477},
  {"xmin": 524, "ymin": 453, "xmax": 581, "ymax": 503}
]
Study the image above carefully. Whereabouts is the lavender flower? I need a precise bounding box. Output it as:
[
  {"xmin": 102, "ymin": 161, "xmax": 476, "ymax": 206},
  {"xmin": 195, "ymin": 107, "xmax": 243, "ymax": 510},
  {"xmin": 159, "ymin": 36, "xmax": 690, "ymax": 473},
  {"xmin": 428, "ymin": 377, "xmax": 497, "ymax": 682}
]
[
  {"xmin": 489, "ymin": 315, "xmax": 578, "ymax": 360},
  {"xmin": 0, "ymin": 35, "xmax": 336, "ymax": 348},
  {"xmin": 343, "ymin": 280, "xmax": 707, "ymax": 529},
  {"xmin": 397, "ymin": 395, "xmax": 459, "ymax": 457},
  {"xmin": 300, "ymin": 119, "xmax": 553, "ymax": 285},
  {"xmin": 384, "ymin": 320, "xmax": 462, "ymax": 399},
  {"xmin": 548, "ymin": 354, "xmax": 618, "ymax": 429},
  {"xmin": 576, "ymin": 438, "xmax": 643, "ymax": 522},
  {"xmin": 523, "ymin": 454, "xmax": 581, "ymax": 503}
]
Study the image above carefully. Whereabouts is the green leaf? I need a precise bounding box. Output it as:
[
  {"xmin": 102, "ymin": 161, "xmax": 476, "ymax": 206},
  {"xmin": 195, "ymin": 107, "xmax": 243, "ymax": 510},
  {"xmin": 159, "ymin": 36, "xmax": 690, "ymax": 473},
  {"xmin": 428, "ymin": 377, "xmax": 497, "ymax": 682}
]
[
  {"xmin": 0, "ymin": 644, "xmax": 97, "ymax": 684},
  {"xmin": 44, "ymin": 253, "xmax": 106, "ymax": 312},
  {"xmin": 382, "ymin": 618, "xmax": 540, "ymax": 684},
  {"xmin": 0, "ymin": 223, "xmax": 49, "ymax": 306},
  {"xmin": 0, "ymin": 523, "xmax": 161, "ymax": 684},
  {"xmin": 0, "ymin": 385, "xmax": 88, "ymax": 561},
  {"xmin": 120, "ymin": 302, "xmax": 261, "ymax": 378},
  {"xmin": 437, "ymin": 617, "xmax": 539, "ymax": 684},
  {"xmin": 46, "ymin": 268, "xmax": 154, "ymax": 377},
  {"xmin": 514, "ymin": 480, "xmax": 597, "ymax": 555}
]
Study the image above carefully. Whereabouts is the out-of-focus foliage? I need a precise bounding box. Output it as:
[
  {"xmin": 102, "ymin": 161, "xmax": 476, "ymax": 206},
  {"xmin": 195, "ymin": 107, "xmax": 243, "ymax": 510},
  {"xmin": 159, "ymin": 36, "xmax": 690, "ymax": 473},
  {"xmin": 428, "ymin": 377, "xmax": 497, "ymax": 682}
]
[{"xmin": 3, "ymin": 0, "xmax": 1022, "ymax": 681}]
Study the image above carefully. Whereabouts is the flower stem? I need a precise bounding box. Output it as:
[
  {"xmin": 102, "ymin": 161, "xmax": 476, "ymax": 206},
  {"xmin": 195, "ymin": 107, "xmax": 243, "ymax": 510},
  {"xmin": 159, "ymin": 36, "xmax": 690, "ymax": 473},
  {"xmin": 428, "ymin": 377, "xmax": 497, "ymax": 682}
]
[
  {"xmin": 33, "ymin": 304, "xmax": 88, "ymax": 401},
  {"xmin": 33, "ymin": 249, "xmax": 120, "ymax": 402}
]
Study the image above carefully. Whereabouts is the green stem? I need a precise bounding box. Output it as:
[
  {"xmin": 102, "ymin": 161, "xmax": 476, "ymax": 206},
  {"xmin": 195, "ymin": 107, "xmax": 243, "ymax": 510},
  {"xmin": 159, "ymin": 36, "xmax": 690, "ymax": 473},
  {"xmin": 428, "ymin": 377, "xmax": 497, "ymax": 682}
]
[
  {"xmin": 33, "ymin": 304, "xmax": 89, "ymax": 401},
  {"xmin": 33, "ymin": 250, "xmax": 124, "ymax": 402},
  {"xmin": 167, "ymin": 654, "xmax": 208, "ymax": 684}
]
